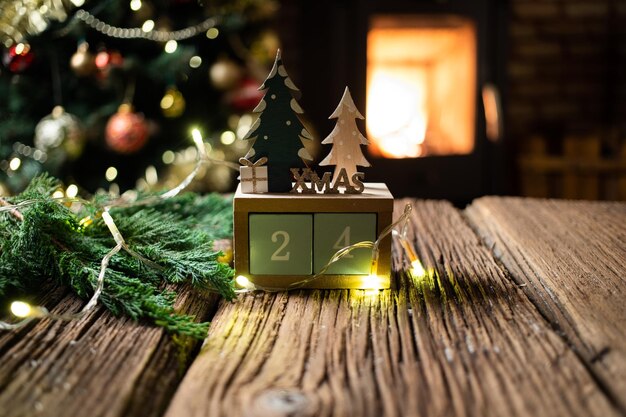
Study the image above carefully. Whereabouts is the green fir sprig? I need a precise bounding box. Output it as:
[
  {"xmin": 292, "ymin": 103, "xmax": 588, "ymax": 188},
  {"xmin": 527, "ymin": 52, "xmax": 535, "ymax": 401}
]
[{"xmin": 0, "ymin": 175, "xmax": 235, "ymax": 339}]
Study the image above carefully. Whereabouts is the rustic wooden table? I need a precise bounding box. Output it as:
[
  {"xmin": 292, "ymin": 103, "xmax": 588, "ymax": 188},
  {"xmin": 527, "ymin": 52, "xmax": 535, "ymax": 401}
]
[{"xmin": 1, "ymin": 197, "xmax": 625, "ymax": 417}]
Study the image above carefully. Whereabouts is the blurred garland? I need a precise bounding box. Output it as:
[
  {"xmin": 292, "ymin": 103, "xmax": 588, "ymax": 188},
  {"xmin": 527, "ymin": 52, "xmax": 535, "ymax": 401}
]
[{"xmin": 0, "ymin": 0, "xmax": 279, "ymax": 47}]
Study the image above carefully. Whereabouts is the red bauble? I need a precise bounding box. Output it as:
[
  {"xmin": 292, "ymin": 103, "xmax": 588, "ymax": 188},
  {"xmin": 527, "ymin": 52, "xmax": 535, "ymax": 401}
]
[
  {"xmin": 105, "ymin": 104, "xmax": 149, "ymax": 154},
  {"xmin": 2, "ymin": 44, "xmax": 34, "ymax": 73},
  {"xmin": 95, "ymin": 50, "xmax": 123, "ymax": 70},
  {"xmin": 227, "ymin": 78, "xmax": 264, "ymax": 112}
]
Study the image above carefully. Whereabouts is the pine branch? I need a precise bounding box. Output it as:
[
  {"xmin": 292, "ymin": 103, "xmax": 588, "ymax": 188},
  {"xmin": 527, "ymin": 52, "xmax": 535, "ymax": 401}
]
[{"xmin": 0, "ymin": 175, "xmax": 235, "ymax": 339}]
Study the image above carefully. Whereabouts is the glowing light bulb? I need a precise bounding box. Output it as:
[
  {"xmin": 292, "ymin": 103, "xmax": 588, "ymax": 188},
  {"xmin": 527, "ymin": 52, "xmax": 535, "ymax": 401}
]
[
  {"xmin": 235, "ymin": 275, "xmax": 254, "ymax": 290},
  {"xmin": 14, "ymin": 43, "xmax": 26, "ymax": 55},
  {"xmin": 105, "ymin": 166, "xmax": 118, "ymax": 182},
  {"xmin": 9, "ymin": 157, "xmax": 21, "ymax": 171},
  {"xmin": 142, "ymin": 20, "xmax": 155, "ymax": 32},
  {"xmin": 10, "ymin": 301, "xmax": 32, "ymax": 318},
  {"xmin": 129, "ymin": 0, "xmax": 142, "ymax": 11},
  {"xmin": 160, "ymin": 94, "xmax": 174, "ymax": 110},
  {"xmin": 145, "ymin": 165, "xmax": 158, "ymax": 186},
  {"xmin": 162, "ymin": 150, "xmax": 175, "ymax": 164},
  {"xmin": 220, "ymin": 131, "xmax": 236, "ymax": 145},
  {"xmin": 411, "ymin": 259, "xmax": 427, "ymax": 279},
  {"xmin": 189, "ymin": 56, "xmax": 202, "ymax": 68},
  {"xmin": 52, "ymin": 190, "xmax": 64, "ymax": 199},
  {"xmin": 206, "ymin": 28, "xmax": 219, "ymax": 39},
  {"xmin": 361, "ymin": 275, "xmax": 383, "ymax": 290},
  {"xmin": 66, "ymin": 184, "xmax": 78, "ymax": 198},
  {"xmin": 191, "ymin": 128, "xmax": 203, "ymax": 144},
  {"xmin": 164, "ymin": 40, "xmax": 177, "ymax": 54},
  {"xmin": 79, "ymin": 216, "xmax": 93, "ymax": 228}
]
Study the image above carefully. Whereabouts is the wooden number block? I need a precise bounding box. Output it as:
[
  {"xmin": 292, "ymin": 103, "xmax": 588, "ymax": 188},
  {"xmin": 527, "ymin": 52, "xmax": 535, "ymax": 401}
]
[
  {"xmin": 249, "ymin": 214, "xmax": 312, "ymax": 275},
  {"xmin": 314, "ymin": 213, "xmax": 377, "ymax": 275},
  {"xmin": 234, "ymin": 183, "xmax": 393, "ymax": 289}
]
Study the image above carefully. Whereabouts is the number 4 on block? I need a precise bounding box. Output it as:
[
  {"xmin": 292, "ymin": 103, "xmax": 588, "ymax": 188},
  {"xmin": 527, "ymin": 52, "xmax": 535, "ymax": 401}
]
[
  {"xmin": 249, "ymin": 214, "xmax": 312, "ymax": 275},
  {"xmin": 314, "ymin": 213, "xmax": 377, "ymax": 275}
]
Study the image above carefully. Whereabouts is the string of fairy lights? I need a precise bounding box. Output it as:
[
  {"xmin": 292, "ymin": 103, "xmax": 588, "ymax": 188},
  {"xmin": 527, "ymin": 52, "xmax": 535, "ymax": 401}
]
[{"xmin": 0, "ymin": 129, "xmax": 424, "ymax": 329}]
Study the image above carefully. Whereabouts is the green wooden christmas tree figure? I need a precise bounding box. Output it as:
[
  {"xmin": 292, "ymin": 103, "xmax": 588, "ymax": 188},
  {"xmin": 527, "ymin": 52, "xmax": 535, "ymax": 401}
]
[
  {"xmin": 319, "ymin": 87, "xmax": 371, "ymax": 186},
  {"xmin": 241, "ymin": 50, "xmax": 314, "ymax": 192}
]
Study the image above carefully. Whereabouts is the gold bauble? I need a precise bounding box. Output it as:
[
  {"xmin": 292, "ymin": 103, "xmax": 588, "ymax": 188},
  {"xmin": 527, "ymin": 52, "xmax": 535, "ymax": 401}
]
[
  {"xmin": 70, "ymin": 43, "xmax": 96, "ymax": 76},
  {"xmin": 160, "ymin": 86, "xmax": 186, "ymax": 118}
]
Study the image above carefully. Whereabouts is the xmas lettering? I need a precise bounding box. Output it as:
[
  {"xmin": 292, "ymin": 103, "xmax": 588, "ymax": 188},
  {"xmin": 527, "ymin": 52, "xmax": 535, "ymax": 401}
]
[{"xmin": 290, "ymin": 168, "xmax": 365, "ymax": 194}]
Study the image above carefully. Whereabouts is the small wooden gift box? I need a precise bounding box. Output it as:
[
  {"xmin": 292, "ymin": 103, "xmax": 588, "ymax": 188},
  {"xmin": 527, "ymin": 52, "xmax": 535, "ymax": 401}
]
[
  {"xmin": 233, "ymin": 183, "xmax": 394, "ymax": 289},
  {"xmin": 239, "ymin": 157, "xmax": 268, "ymax": 194}
]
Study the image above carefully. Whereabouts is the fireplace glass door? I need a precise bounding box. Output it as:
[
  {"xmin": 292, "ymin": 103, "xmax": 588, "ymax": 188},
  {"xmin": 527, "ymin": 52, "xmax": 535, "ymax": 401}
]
[{"xmin": 366, "ymin": 15, "xmax": 477, "ymax": 159}]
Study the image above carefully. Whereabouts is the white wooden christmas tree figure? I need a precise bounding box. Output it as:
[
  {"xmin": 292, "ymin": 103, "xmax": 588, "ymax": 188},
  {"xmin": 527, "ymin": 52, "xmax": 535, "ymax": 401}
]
[{"xmin": 319, "ymin": 87, "xmax": 370, "ymax": 189}]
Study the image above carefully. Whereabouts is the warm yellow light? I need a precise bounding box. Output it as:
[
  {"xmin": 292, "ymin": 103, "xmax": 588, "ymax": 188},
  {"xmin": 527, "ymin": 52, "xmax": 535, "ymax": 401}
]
[
  {"xmin": 189, "ymin": 56, "xmax": 202, "ymax": 68},
  {"xmin": 160, "ymin": 93, "xmax": 174, "ymax": 109},
  {"xmin": 129, "ymin": 0, "xmax": 142, "ymax": 11},
  {"xmin": 164, "ymin": 40, "xmax": 178, "ymax": 54},
  {"xmin": 361, "ymin": 275, "xmax": 384, "ymax": 290},
  {"xmin": 52, "ymin": 190, "xmax": 64, "ymax": 199},
  {"xmin": 220, "ymin": 131, "xmax": 236, "ymax": 145},
  {"xmin": 206, "ymin": 28, "xmax": 219, "ymax": 39},
  {"xmin": 411, "ymin": 259, "xmax": 427, "ymax": 279},
  {"xmin": 10, "ymin": 301, "xmax": 32, "ymax": 318},
  {"xmin": 145, "ymin": 165, "xmax": 158, "ymax": 186},
  {"xmin": 70, "ymin": 0, "xmax": 85, "ymax": 6},
  {"xmin": 14, "ymin": 43, "xmax": 26, "ymax": 55},
  {"xmin": 235, "ymin": 275, "xmax": 251, "ymax": 288},
  {"xmin": 105, "ymin": 166, "xmax": 118, "ymax": 182},
  {"xmin": 191, "ymin": 128, "xmax": 202, "ymax": 140},
  {"xmin": 191, "ymin": 128, "xmax": 203, "ymax": 146},
  {"xmin": 79, "ymin": 216, "xmax": 93, "ymax": 228},
  {"xmin": 9, "ymin": 157, "xmax": 21, "ymax": 171},
  {"xmin": 142, "ymin": 20, "xmax": 155, "ymax": 32},
  {"xmin": 162, "ymin": 150, "xmax": 175, "ymax": 164},
  {"xmin": 367, "ymin": 72, "xmax": 427, "ymax": 158},
  {"xmin": 66, "ymin": 184, "xmax": 78, "ymax": 198}
]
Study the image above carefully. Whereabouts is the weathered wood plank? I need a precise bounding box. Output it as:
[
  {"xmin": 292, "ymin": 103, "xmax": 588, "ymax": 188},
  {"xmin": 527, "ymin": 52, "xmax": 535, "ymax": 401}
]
[
  {"xmin": 0, "ymin": 285, "xmax": 220, "ymax": 417},
  {"xmin": 165, "ymin": 200, "xmax": 619, "ymax": 417},
  {"xmin": 466, "ymin": 197, "xmax": 626, "ymax": 411}
]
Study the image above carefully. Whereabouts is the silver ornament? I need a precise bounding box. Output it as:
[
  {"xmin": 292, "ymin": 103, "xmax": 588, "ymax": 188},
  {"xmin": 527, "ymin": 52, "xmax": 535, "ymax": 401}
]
[{"xmin": 34, "ymin": 106, "xmax": 85, "ymax": 159}]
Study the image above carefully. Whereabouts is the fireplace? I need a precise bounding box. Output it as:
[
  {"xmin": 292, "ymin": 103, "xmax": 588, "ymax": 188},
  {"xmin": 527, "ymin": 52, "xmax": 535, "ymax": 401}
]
[
  {"xmin": 366, "ymin": 15, "xmax": 477, "ymax": 159},
  {"xmin": 289, "ymin": 0, "xmax": 509, "ymax": 204}
]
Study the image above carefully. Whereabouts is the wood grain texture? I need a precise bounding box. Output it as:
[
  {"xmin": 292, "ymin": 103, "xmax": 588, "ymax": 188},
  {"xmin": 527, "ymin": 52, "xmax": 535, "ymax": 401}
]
[
  {"xmin": 466, "ymin": 197, "xmax": 626, "ymax": 412},
  {"xmin": 165, "ymin": 200, "xmax": 619, "ymax": 417},
  {"xmin": 0, "ymin": 285, "xmax": 220, "ymax": 417}
]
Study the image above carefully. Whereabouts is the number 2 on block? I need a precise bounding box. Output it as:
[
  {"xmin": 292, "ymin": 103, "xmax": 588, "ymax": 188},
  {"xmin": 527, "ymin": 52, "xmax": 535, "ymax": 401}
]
[
  {"xmin": 271, "ymin": 231, "xmax": 290, "ymax": 261},
  {"xmin": 333, "ymin": 226, "xmax": 353, "ymax": 258}
]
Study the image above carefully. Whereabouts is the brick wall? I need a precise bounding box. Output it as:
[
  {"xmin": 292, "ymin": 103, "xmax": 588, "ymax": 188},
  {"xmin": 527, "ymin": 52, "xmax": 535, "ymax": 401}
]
[{"xmin": 507, "ymin": 0, "xmax": 626, "ymax": 146}]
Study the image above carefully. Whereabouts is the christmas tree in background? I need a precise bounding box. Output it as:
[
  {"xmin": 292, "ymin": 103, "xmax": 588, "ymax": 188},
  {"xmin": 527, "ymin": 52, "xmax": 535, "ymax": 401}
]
[
  {"xmin": 0, "ymin": 0, "xmax": 280, "ymax": 196},
  {"xmin": 242, "ymin": 49, "xmax": 313, "ymax": 192},
  {"xmin": 319, "ymin": 87, "xmax": 370, "ymax": 183}
]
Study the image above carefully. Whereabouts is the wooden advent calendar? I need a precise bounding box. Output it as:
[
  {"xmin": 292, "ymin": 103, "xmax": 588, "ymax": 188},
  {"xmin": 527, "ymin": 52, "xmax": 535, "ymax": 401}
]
[
  {"xmin": 233, "ymin": 183, "xmax": 393, "ymax": 289},
  {"xmin": 234, "ymin": 50, "xmax": 394, "ymax": 289}
]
